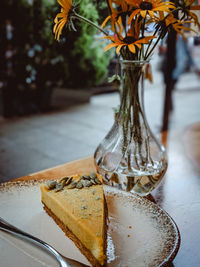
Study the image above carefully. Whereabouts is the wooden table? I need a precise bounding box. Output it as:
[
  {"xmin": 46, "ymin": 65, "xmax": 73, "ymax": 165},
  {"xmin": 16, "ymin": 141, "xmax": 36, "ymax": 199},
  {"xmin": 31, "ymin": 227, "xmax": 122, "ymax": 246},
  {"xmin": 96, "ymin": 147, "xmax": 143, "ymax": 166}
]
[{"xmin": 17, "ymin": 122, "xmax": 200, "ymax": 267}]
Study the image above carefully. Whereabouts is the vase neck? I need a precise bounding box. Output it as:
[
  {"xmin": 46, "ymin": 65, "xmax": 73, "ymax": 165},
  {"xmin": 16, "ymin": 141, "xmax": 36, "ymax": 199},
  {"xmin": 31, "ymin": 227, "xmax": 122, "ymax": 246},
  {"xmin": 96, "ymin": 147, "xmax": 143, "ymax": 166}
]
[
  {"xmin": 120, "ymin": 60, "xmax": 149, "ymax": 69},
  {"xmin": 118, "ymin": 60, "xmax": 147, "ymax": 122}
]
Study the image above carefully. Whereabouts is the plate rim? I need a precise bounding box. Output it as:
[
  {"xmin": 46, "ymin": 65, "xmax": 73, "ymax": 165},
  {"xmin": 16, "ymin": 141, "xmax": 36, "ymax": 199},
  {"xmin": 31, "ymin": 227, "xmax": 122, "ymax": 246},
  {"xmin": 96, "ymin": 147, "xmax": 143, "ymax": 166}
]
[
  {"xmin": 103, "ymin": 185, "xmax": 181, "ymax": 266},
  {"xmin": 0, "ymin": 179, "xmax": 181, "ymax": 266}
]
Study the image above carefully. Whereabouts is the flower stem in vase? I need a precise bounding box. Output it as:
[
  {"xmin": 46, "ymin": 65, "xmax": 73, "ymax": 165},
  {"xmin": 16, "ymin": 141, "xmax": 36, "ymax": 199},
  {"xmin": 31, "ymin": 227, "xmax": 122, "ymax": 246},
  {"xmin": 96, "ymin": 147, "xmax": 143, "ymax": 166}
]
[{"xmin": 94, "ymin": 60, "xmax": 168, "ymax": 196}]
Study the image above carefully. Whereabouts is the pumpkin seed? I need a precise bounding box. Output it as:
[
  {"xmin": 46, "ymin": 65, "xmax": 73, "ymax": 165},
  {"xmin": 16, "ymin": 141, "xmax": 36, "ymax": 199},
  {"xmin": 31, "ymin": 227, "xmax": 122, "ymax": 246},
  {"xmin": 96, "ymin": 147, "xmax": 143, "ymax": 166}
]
[
  {"xmin": 58, "ymin": 176, "xmax": 69, "ymax": 183},
  {"xmin": 65, "ymin": 177, "xmax": 73, "ymax": 186},
  {"xmin": 90, "ymin": 172, "xmax": 97, "ymax": 179},
  {"xmin": 82, "ymin": 180, "xmax": 92, "ymax": 187},
  {"xmin": 46, "ymin": 180, "xmax": 57, "ymax": 190},
  {"xmin": 60, "ymin": 179, "xmax": 67, "ymax": 187},
  {"xmin": 67, "ymin": 180, "xmax": 78, "ymax": 189},
  {"xmin": 55, "ymin": 183, "xmax": 64, "ymax": 192},
  {"xmin": 94, "ymin": 177, "xmax": 102, "ymax": 185},
  {"xmin": 76, "ymin": 177, "xmax": 83, "ymax": 183},
  {"xmin": 76, "ymin": 181, "xmax": 83, "ymax": 189},
  {"xmin": 82, "ymin": 174, "xmax": 90, "ymax": 180},
  {"xmin": 90, "ymin": 178, "xmax": 96, "ymax": 185}
]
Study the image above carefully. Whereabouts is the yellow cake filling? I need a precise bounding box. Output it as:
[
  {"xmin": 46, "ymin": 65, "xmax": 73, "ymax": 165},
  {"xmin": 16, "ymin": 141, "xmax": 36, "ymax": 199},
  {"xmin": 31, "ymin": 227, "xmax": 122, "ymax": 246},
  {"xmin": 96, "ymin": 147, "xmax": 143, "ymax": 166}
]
[{"xmin": 40, "ymin": 174, "xmax": 106, "ymax": 266}]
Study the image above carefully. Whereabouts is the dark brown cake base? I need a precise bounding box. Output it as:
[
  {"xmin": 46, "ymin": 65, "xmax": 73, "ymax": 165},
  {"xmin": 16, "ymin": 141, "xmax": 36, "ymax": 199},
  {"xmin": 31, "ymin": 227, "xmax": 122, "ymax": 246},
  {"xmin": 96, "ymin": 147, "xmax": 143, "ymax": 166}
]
[{"xmin": 42, "ymin": 202, "xmax": 106, "ymax": 267}]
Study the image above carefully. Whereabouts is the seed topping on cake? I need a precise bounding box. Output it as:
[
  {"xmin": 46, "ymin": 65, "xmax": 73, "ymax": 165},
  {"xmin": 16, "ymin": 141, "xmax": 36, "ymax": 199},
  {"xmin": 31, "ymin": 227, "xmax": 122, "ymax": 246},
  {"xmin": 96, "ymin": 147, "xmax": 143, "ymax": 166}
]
[{"xmin": 45, "ymin": 173, "xmax": 102, "ymax": 192}]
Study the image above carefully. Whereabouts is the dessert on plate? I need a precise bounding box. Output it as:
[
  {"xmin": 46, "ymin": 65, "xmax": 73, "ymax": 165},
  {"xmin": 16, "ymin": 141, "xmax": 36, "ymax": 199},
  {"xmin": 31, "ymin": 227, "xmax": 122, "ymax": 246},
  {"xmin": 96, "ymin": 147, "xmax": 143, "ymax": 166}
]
[{"xmin": 40, "ymin": 173, "xmax": 107, "ymax": 267}]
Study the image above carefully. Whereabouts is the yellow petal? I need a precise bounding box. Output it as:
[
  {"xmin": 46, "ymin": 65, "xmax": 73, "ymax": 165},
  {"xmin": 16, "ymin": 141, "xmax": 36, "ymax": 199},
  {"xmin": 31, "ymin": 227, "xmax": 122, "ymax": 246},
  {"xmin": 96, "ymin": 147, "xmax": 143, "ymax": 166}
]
[
  {"xmin": 135, "ymin": 36, "xmax": 155, "ymax": 44},
  {"xmin": 128, "ymin": 9, "xmax": 139, "ymax": 24},
  {"xmin": 53, "ymin": 23, "xmax": 58, "ymax": 33},
  {"xmin": 128, "ymin": 44, "xmax": 136, "ymax": 53},
  {"xmin": 140, "ymin": 10, "xmax": 147, "ymax": 18},
  {"xmin": 117, "ymin": 16, "xmax": 123, "ymax": 34},
  {"xmin": 135, "ymin": 43, "xmax": 142, "ymax": 49},
  {"xmin": 121, "ymin": 1, "xmax": 128, "ymax": 12},
  {"xmin": 116, "ymin": 44, "xmax": 124, "ymax": 54},
  {"xmin": 54, "ymin": 13, "xmax": 65, "ymax": 20},
  {"xmin": 101, "ymin": 16, "xmax": 111, "ymax": 28},
  {"xmin": 148, "ymin": 10, "xmax": 154, "ymax": 17},
  {"xmin": 155, "ymin": 6, "xmax": 171, "ymax": 12},
  {"xmin": 58, "ymin": 0, "xmax": 72, "ymax": 9},
  {"xmin": 101, "ymin": 35, "xmax": 114, "ymax": 41},
  {"xmin": 134, "ymin": 16, "xmax": 142, "ymax": 37},
  {"xmin": 175, "ymin": 25, "xmax": 197, "ymax": 34},
  {"xmin": 55, "ymin": 20, "xmax": 66, "ymax": 41},
  {"xmin": 158, "ymin": 11, "xmax": 165, "ymax": 20},
  {"xmin": 104, "ymin": 43, "xmax": 119, "ymax": 52}
]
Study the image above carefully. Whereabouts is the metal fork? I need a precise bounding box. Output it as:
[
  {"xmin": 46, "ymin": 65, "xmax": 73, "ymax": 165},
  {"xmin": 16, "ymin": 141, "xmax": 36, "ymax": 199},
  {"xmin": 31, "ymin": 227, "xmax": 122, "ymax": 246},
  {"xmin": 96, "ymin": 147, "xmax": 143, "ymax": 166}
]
[{"xmin": 0, "ymin": 217, "xmax": 89, "ymax": 267}]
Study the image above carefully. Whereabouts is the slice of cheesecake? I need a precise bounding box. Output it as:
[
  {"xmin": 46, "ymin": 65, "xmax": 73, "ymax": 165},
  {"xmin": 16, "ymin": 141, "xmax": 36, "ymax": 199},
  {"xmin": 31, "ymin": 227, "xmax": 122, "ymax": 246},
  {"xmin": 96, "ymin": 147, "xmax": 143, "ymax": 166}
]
[{"xmin": 40, "ymin": 173, "xmax": 107, "ymax": 266}]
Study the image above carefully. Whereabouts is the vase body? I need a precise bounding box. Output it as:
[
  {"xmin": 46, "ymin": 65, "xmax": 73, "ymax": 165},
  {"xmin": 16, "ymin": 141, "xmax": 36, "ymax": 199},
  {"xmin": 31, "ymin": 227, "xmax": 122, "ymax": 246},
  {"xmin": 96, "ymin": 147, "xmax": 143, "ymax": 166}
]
[{"xmin": 94, "ymin": 60, "xmax": 168, "ymax": 196}]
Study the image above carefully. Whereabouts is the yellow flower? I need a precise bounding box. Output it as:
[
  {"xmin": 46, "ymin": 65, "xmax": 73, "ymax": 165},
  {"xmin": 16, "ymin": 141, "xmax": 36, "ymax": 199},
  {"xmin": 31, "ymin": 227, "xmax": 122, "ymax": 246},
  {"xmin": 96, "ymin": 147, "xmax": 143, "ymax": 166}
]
[
  {"xmin": 184, "ymin": 0, "xmax": 200, "ymax": 29},
  {"xmin": 101, "ymin": 0, "xmax": 129, "ymax": 30},
  {"xmin": 101, "ymin": 11, "xmax": 118, "ymax": 30},
  {"xmin": 53, "ymin": 0, "xmax": 72, "ymax": 41},
  {"xmin": 126, "ymin": 0, "xmax": 175, "ymax": 24},
  {"xmin": 104, "ymin": 34, "xmax": 155, "ymax": 54},
  {"xmin": 163, "ymin": 14, "xmax": 196, "ymax": 37},
  {"xmin": 164, "ymin": 14, "xmax": 179, "ymax": 27}
]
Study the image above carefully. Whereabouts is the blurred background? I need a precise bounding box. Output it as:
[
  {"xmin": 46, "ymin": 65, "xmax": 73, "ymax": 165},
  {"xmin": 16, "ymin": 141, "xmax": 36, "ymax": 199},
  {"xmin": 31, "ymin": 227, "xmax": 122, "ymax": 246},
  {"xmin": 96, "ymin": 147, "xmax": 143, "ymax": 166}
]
[
  {"xmin": 0, "ymin": 0, "xmax": 200, "ymax": 181},
  {"xmin": 0, "ymin": 0, "xmax": 114, "ymax": 116}
]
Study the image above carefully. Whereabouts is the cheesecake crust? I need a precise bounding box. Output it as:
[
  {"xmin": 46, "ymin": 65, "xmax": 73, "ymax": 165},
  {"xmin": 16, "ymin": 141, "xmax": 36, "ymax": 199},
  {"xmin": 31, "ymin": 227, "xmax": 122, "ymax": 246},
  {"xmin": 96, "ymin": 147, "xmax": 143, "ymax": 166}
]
[{"xmin": 42, "ymin": 202, "xmax": 107, "ymax": 267}]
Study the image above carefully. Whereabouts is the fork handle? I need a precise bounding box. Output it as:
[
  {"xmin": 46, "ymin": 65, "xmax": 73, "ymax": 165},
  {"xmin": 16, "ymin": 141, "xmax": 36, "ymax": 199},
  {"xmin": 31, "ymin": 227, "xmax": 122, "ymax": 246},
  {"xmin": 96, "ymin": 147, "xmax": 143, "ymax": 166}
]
[{"xmin": 0, "ymin": 217, "xmax": 85, "ymax": 267}]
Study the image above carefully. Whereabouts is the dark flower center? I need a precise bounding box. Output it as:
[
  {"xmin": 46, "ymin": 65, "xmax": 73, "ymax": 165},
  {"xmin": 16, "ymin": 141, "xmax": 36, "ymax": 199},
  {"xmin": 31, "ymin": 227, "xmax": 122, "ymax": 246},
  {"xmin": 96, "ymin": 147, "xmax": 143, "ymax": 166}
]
[
  {"xmin": 140, "ymin": 1, "xmax": 153, "ymax": 10},
  {"xmin": 123, "ymin": 36, "xmax": 137, "ymax": 44}
]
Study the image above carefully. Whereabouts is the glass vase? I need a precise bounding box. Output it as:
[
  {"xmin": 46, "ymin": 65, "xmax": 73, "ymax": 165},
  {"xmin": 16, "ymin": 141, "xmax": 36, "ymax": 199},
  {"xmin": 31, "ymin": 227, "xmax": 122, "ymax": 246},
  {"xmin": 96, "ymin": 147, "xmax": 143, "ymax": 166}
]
[{"xmin": 94, "ymin": 60, "xmax": 168, "ymax": 196}]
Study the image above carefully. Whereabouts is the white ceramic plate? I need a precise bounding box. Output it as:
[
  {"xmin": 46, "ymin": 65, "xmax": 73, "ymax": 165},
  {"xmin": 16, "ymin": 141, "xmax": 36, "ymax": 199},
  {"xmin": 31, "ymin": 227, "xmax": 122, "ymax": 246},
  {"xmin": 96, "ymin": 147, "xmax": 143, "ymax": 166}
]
[{"xmin": 0, "ymin": 180, "xmax": 180, "ymax": 267}]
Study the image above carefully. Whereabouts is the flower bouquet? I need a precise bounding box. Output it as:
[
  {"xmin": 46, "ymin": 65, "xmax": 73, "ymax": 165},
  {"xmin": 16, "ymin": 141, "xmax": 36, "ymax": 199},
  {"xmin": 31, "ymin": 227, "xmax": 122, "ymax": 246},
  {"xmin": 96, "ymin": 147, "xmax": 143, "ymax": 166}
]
[
  {"xmin": 53, "ymin": 0, "xmax": 200, "ymax": 195},
  {"xmin": 54, "ymin": 0, "xmax": 199, "ymax": 57}
]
